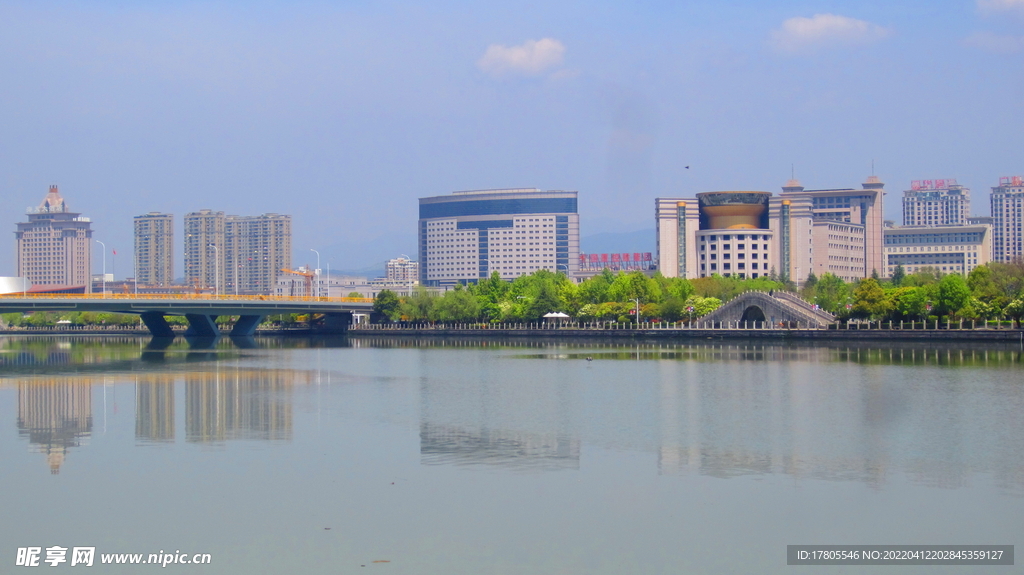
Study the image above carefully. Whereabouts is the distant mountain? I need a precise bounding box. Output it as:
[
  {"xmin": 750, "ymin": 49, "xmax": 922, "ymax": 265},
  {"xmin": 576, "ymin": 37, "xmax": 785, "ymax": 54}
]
[{"xmin": 580, "ymin": 228, "xmax": 656, "ymax": 255}]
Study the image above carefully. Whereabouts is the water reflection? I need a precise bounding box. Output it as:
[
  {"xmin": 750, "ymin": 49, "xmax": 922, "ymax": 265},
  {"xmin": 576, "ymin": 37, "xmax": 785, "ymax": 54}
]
[
  {"xmin": 3, "ymin": 335, "xmax": 1023, "ymax": 494},
  {"xmin": 17, "ymin": 378, "xmax": 92, "ymax": 474},
  {"xmin": 420, "ymin": 423, "xmax": 580, "ymax": 471},
  {"xmin": 136, "ymin": 378, "xmax": 174, "ymax": 443},
  {"xmin": 185, "ymin": 370, "xmax": 295, "ymax": 443}
]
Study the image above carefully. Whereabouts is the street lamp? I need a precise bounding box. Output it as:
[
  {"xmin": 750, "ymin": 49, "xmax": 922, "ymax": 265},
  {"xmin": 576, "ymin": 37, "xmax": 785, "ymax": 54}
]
[
  {"xmin": 310, "ymin": 249, "xmax": 321, "ymax": 298},
  {"xmin": 96, "ymin": 240, "xmax": 106, "ymax": 297},
  {"xmin": 208, "ymin": 244, "xmax": 219, "ymax": 296},
  {"xmin": 630, "ymin": 297, "xmax": 641, "ymax": 327}
]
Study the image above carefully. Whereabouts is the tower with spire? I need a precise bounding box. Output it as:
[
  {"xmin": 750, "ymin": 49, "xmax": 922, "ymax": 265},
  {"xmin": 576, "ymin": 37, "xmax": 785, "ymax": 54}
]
[{"xmin": 15, "ymin": 186, "xmax": 94, "ymax": 292}]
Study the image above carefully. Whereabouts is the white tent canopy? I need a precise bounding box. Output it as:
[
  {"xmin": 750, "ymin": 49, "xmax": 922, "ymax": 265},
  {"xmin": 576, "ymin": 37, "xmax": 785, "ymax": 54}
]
[{"xmin": 543, "ymin": 312, "xmax": 570, "ymax": 318}]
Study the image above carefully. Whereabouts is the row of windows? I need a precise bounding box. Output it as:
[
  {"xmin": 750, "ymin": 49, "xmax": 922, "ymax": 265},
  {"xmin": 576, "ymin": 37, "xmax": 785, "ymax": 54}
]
[{"xmin": 419, "ymin": 198, "xmax": 577, "ymax": 219}]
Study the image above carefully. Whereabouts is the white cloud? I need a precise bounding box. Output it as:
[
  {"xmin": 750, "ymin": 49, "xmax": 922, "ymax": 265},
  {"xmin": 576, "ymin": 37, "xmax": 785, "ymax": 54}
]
[
  {"xmin": 964, "ymin": 31, "xmax": 1024, "ymax": 52},
  {"xmin": 771, "ymin": 14, "xmax": 891, "ymax": 54},
  {"xmin": 977, "ymin": 0, "xmax": 1024, "ymax": 14},
  {"xmin": 477, "ymin": 38, "xmax": 566, "ymax": 77}
]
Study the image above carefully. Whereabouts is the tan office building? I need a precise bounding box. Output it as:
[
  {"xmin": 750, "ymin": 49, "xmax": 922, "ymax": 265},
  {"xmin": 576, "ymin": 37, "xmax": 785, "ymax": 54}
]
[
  {"xmin": 884, "ymin": 224, "xmax": 991, "ymax": 276},
  {"xmin": 15, "ymin": 186, "xmax": 93, "ymax": 292},
  {"xmin": 134, "ymin": 212, "xmax": 174, "ymax": 286}
]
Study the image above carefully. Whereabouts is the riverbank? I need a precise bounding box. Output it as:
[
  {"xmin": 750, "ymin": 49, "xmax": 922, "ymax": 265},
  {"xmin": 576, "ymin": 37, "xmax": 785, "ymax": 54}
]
[{"xmin": 3, "ymin": 325, "xmax": 1022, "ymax": 342}]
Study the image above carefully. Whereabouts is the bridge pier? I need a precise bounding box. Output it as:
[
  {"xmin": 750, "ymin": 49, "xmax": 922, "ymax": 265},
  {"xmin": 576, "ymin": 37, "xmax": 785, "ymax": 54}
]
[
  {"xmin": 230, "ymin": 315, "xmax": 264, "ymax": 337},
  {"xmin": 140, "ymin": 312, "xmax": 175, "ymax": 338},
  {"xmin": 318, "ymin": 312, "xmax": 352, "ymax": 334},
  {"xmin": 185, "ymin": 314, "xmax": 220, "ymax": 337}
]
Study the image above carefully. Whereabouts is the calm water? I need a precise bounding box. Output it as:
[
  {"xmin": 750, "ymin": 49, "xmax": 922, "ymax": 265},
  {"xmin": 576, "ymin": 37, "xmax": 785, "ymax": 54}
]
[{"xmin": 1, "ymin": 335, "xmax": 1022, "ymax": 574}]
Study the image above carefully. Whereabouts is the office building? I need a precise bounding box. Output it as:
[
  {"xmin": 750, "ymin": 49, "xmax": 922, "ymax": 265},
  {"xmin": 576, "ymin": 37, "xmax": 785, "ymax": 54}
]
[
  {"xmin": 782, "ymin": 176, "xmax": 885, "ymax": 279},
  {"xmin": 418, "ymin": 188, "xmax": 579, "ymax": 286},
  {"xmin": 224, "ymin": 213, "xmax": 291, "ymax": 294},
  {"xmin": 133, "ymin": 212, "xmax": 174, "ymax": 286},
  {"xmin": 385, "ymin": 256, "xmax": 419, "ymax": 283},
  {"xmin": 656, "ymin": 191, "xmax": 814, "ymax": 282},
  {"xmin": 902, "ymin": 179, "xmax": 971, "ymax": 227},
  {"xmin": 15, "ymin": 186, "xmax": 93, "ymax": 292},
  {"xmin": 990, "ymin": 176, "xmax": 1024, "ymax": 263},
  {"xmin": 656, "ymin": 176, "xmax": 885, "ymax": 284},
  {"xmin": 883, "ymin": 224, "xmax": 991, "ymax": 277},
  {"xmin": 185, "ymin": 210, "xmax": 291, "ymax": 294}
]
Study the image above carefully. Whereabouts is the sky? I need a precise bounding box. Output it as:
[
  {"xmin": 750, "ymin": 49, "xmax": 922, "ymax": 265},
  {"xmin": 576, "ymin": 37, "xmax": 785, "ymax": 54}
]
[{"xmin": 1, "ymin": 0, "xmax": 1022, "ymax": 278}]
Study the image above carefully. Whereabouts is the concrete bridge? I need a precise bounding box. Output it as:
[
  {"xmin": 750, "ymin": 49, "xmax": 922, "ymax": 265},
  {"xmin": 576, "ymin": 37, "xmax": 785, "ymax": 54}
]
[
  {"xmin": 701, "ymin": 290, "xmax": 834, "ymax": 328},
  {"xmin": 0, "ymin": 294, "xmax": 374, "ymax": 337}
]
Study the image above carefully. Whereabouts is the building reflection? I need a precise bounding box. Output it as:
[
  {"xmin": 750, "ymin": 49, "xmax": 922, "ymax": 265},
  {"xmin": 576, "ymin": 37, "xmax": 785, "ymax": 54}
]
[
  {"xmin": 136, "ymin": 378, "xmax": 175, "ymax": 443},
  {"xmin": 185, "ymin": 369, "xmax": 299, "ymax": 443},
  {"xmin": 17, "ymin": 378, "xmax": 92, "ymax": 474},
  {"xmin": 420, "ymin": 423, "xmax": 580, "ymax": 470}
]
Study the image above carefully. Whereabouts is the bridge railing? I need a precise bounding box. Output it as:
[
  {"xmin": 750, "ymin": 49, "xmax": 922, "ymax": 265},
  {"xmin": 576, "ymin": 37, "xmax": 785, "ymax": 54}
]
[{"xmin": 0, "ymin": 293, "xmax": 374, "ymax": 304}]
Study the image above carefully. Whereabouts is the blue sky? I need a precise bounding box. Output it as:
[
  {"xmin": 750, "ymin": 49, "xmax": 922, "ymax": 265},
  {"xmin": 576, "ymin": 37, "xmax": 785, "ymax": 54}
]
[{"xmin": 2, "ymin": 0, "xmax": 1022, "ymax": 276}]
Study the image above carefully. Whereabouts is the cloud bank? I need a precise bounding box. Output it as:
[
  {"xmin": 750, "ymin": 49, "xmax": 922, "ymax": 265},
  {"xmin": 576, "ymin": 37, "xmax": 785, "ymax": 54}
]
[
  {"xmin": 964, "ymin": 31, "xmax": 1024, "ymax": 52},
  {"xmin": 977, "ymin": 0, "xmax": 1024, "ymax": 14},
  {"xmin": 771, "ymin": 14, "xmax": 891, "ymax": 53},
  {"xmin": 477, "ymin": 38, "xmax": 565, "ymax": 77}
]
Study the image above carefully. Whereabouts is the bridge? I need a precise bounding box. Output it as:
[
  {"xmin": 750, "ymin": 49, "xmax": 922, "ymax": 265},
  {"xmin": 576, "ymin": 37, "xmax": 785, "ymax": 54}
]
[
  {"xmin": 0, "ymin": 294, "xmax": 375, "ymax": 337},
  {"xmin": 701, "ymin": 290, "xmax": 834, "ymax": 328}
]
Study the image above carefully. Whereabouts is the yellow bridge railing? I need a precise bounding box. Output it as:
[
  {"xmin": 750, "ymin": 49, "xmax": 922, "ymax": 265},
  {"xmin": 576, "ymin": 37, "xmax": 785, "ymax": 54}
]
[{"xmin": 0, "ymin": 293, "xmax": 374, "ymax": 304}]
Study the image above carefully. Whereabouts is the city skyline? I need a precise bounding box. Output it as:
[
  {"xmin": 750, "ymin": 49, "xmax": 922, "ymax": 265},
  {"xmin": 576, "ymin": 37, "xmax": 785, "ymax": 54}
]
[{"xmin": 1, "ymin": 1, "xmax": 1020, "ymax": 277}]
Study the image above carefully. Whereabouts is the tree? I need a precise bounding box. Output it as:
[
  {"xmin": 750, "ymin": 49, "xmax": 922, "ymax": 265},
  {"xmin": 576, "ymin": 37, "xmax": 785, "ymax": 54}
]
[
  {"xmin": 373, "ymin": 289, "xmax": 401, "ymax": 321},
  {"xmin": 659, "ymin": 297, "xmax": 686, "ymax": 321},
  {"xmin": 400, "ymin": 286, "xmax": 436, "ymax": 321},
  {"xmin": 1005, "ymin": 297, "xmax": 1024, "ymax": 328},
  {"xmin": 608, "ymin": 271, "xmax": 662, "ymax": 303},
  {"xmin": 852, "ymin": 278, "xmax": 888, "ymax": 319},
  {"xmin": 936, "ymin": 273, "xmax": 971, "ymax": 317},
  {"xmin": 888, "ymin": 286, "xmax": 927, "ymax": 320},
  {"xmin": 814, "ymin": 273, "xmax": 849, "ymax": 314},
  {"xmin": 434, "ymin": 285, "xmax": 481, "ymax": 322},
  {"xmin": 891, "ymin": 264, "xmax": 905, "ymax": 287},
  {"xmin": 347, "ymin": 291, "xmax": 362, "ymax": 298},
  {"xmin": 526, "ymin": 280, "xmax": 562, "ymax": 320}
]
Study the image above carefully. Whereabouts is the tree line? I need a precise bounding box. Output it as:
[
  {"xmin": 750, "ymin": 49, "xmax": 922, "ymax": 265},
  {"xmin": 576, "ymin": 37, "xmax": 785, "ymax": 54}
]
[{"xmin": 372, "ymin": 269, "xmax": 790, "ymax": 323}]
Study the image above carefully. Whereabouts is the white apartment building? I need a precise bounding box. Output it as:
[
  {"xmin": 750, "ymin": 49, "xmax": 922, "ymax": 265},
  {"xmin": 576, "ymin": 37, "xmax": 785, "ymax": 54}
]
[
  {"xmin": 902, "ymin": 179, "xmax": 970, "ymax": 227},
  {"xmin": 990, "ymin": 176, "xmax": 1024, "ymax": 263},
  {"xmin": 884, "ymin": 225, "xmax": 991, "ymax": 276},
  {"xmin": 418, "ymin": 189, "xmax": 579, "ymax": 286}
]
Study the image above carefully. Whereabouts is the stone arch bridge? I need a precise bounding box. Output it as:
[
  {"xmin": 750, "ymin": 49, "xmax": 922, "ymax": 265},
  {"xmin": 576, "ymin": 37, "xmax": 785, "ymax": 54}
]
[{"xmin": 701, "ymin": 290, "xmax": 834, "ymax": 328}]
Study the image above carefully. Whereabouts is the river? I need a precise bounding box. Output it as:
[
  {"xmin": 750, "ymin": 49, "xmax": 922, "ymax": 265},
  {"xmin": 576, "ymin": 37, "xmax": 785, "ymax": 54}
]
[{"xmin": 1, "ymin": 335, "xmax": 1021, "ymax": 573}]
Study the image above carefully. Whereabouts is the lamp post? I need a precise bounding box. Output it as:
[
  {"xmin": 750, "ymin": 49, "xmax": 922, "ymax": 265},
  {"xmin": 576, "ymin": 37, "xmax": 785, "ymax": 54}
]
[
  {"xmin": 631, "ymin": 298, "xmax": 641, "ymax": 327},
  {"xmin": 310, "ymin": 249, "xmax": 321, "ymax": 298},
  {"xmin": 208, "ymin": 244, "xmax": 219, "ymax": 296},
  {"xmin": 96, "ymin": 240, "xmax": 106, "ymax": 297}
]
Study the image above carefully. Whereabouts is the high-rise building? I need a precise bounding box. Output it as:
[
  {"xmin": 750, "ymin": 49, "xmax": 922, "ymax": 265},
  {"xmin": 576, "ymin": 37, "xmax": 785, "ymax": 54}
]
[
  {"xmin": 15, "ymin": 186, "xmax": 93, "ymax": 292},
  {"xmin": 883, "ymin": 224, "xmax": 991, "ymax": 277},
  {"xmin": 183, "ymin": 210, "xmax": 225, "ymax": 291},
  {"xmin": 902, "ymin": 179, "xmax": 970, "ymax": 227},
  {"xmin": 184, "ymin": 210, "xmax": 291, "ymax": 294},
  {"xmin": 990, "ymin": 176, "xmax": 1024, "ymax": 263},
  {"xmin": 133, "ymin": 212, "xmax": 174, "ymax": 286},
  {"xmin": 418, "ymin": 188, "xmax": 579, "ymax": 286},
  {"xmin": 655, "ymin": 176, "xmax": 885, "ymax": 284},
  {"xmin": 224, "ymin": 213, "xmax": 291, "ymax": 295},
  {"xmin": 385, "ymin": 256, "xmax": 419, "ymax": 283}
]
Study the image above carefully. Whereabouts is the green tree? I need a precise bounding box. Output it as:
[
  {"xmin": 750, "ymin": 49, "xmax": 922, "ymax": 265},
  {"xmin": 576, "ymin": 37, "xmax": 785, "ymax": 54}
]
[
  {"xmin": 372, "ymin": 289, "xmax": 401, "ymax": 321},
  {"xmin": 434, "ymin": 285, "xmax": 481, "ymax": 322},
  {"xmin": 608, "ymin": 271, "xmax": 662, "ymax": 303},
  {"xmin": 967, "ymin": 265, "xmax": 1001, "ymax": 304},
  {"xmin": 813, "ymin": 273, "xmax": 849, "ymax": 314},
  {"xmin": 891, "ymin": 264, "xmax": 905, "ymax": 287},
  {"xmin": 852, "ymin": 278, "xmax": 888, "ymax": 319},
  {"xmin": 936, "ymin": 273, "xmax": 971, "ymax": 317},
  {"xmin": 659, "ymin": 297, "xmax": 686, "ymax": 321},
  {"xmin": 399, "ymin": 286, "xmax": 436, "ymax": 321},
  {"xmin": 887, "ymin": 286, "xmax": 927, "ymax": 320},
  {"xmin": 1004, "ymin": 297, "xmax": 1024, "ymax": 328},
  {"xmin": 526, "ymin": 280, "xmax": 562, "ymax": 320}
]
